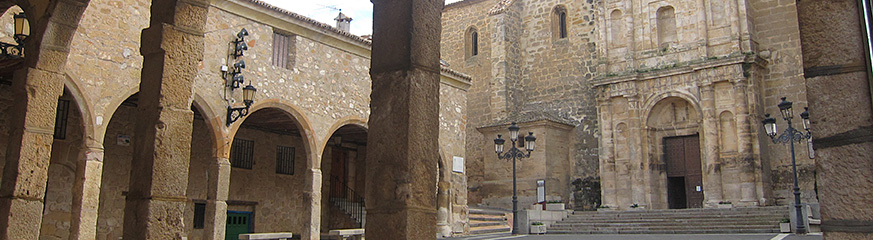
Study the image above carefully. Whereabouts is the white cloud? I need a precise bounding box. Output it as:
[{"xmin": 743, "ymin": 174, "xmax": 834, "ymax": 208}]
[{"xmin": 259, "ymin": 0, "xmax": 467, "ymax": 36}]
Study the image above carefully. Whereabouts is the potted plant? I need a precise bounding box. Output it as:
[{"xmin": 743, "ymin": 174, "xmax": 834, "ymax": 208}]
[
  {"xmin": 780, "ymin": 218, "xmax": 791, "ymax": 233},
  {"xmin": 545, "ymin": 200, "xmax": 565, "ymax": 211},
  {"xmin": 530, "ymin": 221, "xmax": 547, "ymax": 234},
  {"xmin": 628, "ymin": 203, "xmax": 644, "ymax": 211}
]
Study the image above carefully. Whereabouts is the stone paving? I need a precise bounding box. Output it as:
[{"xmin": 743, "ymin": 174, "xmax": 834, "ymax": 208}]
[{"xmin": 444, "ymin": 232, "xmax": 824, "ymax": 240}]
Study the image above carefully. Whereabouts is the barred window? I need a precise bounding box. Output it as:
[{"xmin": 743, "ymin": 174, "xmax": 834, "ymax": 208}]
[
  {"xmin": 272, "ymin": 31, "xmax": 296, "ymax": 69},
  {"xmin": 54, "ymin": 99, "xmax": 70, "ymax": 139},
  {"xmin": 276, "ymin": 145, "xmax": 295, "ymax": 175},
  {"xmin": 193, "ymin": 202, "xmax": 206, "ymax": 229},
  {"xmin": 231, "ymin": 138, "xmax": 254, "ymax": 169}
]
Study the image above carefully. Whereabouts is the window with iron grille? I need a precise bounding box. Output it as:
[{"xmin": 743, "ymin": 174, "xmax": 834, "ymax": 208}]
[
  {"xmin": 193, "ymin": 202, "xmax": 206, "ymax": 229},
  {"xmin": 231, "ymin": 138, "xmax": 254, "ymax": 169},
  {"xmin": 272, "ymin": 31, "xmax": 296, "ymax": 69},
  {"xmin": 276, "ymin": 145, "xmax": 295, "ymax": 175},
  {"xmin": 54, "ymin": 99, "xmax": 70, "ymax": 139}
]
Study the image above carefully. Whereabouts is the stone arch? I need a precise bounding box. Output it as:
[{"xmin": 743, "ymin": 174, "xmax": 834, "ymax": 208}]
[
  {"xmin": 718, "ymin": 111, "xmax": 737, "ymax": 153},
  {"xmin": 464, "ymin": 26, "xmax": 478, "ymax": 59},
  {"xmin": 228, "ymin": 99, "xmax": 317, "ymax": 167},
  {"xmin": 609, "ymin": 9, "xmax": 624, "ymax": 47},
  {"xmin": 62, "ymin": 75, "xmax": 95, "ymax": 146},
  {"xmin": 641, "ymin": 91, "xmax": 702, "ymax": 122},
  {"xmin": 320, "ymin": 123, "xmax": 369, "ymax": 230},
  {"xmin": 320, "ymin": 116, "xmax": 368, "ymax": 158},
  {"xmin": 645, "ymin": 96, "xmax": 703, "ymax": 209},
  {"xmin": 96, "ymin": 86, "xmax": 139, "ymax": 145},
  {"xmin": 191, "ymin": 92, "xmax": 224, "ymax": 156},
  {"xmin": 552, "ymin": 4, "xmax": 568, "ymax": 40},
  {"xmin": 656, "ymin": 5, "xmax": 677, "ymax": 48}
]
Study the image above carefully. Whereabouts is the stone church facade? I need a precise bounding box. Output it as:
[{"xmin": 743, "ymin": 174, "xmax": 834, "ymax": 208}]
[
  {"xmin": 0, "ymin": 0, "xmax": 469, "ymax": 239},
  {"xmin": 442, "ymin": 0, "xmax": 816, "ymax": 211}
]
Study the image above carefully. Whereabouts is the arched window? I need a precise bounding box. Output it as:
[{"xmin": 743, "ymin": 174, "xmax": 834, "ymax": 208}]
[
  {"xmin": 657, "ymin": 6, "xmax": 677, "ymax": 48},
  {"xmin": 465, "ymin": 27, "xmax": 479, "ymax": 59},
  {"xmin": 610, "ymin": 9, "xmax": 624, "ymax": 47},
  {"xmin": 552, "ymin": 5, "xmax": 568, "ymax": 40}
]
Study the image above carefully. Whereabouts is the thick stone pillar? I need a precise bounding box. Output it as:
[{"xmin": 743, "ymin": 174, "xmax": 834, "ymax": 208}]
[
  {"xmin": 302, "ymin": 168, "xmax": 323, "ymax": 240},
  {"xmin": 597, "ymin": 101, "xmax": 618, "ymax": 208},
  {"xmin": 204, "ymin": 157, "xmax": 230, "ymax": 240},
  {"xmin": 367, "ymin": 0, "xmax": 441, "ymax": 239},
  {"xmin": 0, "ymin": 67, "xmax": 65, "ymax": 239},
  {"xmin": 436, "ymin": 181, "xmax": 451, "ymax": 237},
  {"xmin": 122, "ymin": 1, "xmax": 207, "ymax": 238},
  {"xmin": 70, "ymin": 145, "xmax": 104, "ymax": 240},
  {"xmin": 733, "ymin": 81, "xmax": 757, "ymax": 206},
  {"xmin": 700, "ymin": 85, "xmax": 724, "ymax": 206}
]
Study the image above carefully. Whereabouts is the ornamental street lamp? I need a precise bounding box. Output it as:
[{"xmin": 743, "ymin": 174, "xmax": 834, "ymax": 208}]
[
  {"xmin": 761, "ymin": 97, "xmax": 812, "ymax": 234},
  {"xmin": 493, "ymin": 122, "xmax": 536, "ymax": 234}
]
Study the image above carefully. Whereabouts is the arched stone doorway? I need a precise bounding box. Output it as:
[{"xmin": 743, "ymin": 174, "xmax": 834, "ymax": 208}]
[
  {"xmin": 227, "ymin": 107, "xmax": 309, "ymax": 236},
  {"xmin": 645, "ymin": 96, "xmax": 702, "ymax": 209},
  {"xmin": 321, "ymin": 124, "xmax": 368, "ymax": 231}
]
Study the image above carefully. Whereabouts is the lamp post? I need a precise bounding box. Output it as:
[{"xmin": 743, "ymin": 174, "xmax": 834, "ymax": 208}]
[
  {"xmin": 761, "ymin": 97, "xmax": 812, "ymax": 234},
  {"xmin": 494, "ymin": 122, "xmax": 536, "ymax": 234}
]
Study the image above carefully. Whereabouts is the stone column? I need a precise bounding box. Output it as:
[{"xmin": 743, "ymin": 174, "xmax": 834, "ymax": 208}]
[
  {"xmin": 302, "ymin": 168, "xmax": 323, "ymax": 240},
  {"xmin": 626, "ymin": 96, "xmax": 645, "ymax": 207},
  {"xmin": 597, "ymin": 100, "xmax": 618, "ymax": 208},
  {"xmin": 367, "ymin": 0, "xmax": 441, "ymax": 239},
  {"xmin": 204, "ymin": 157, "xmax": 230, "ymax": 240},
  {"xmin": 700, "ymin": 85, "xmax": 724, "ymax": 207},
  {"xmin": 0, "ymin": 67, "xmax": 65, "ymax": 239},
  {"xmin": 733, "ymin": 81, "xmax": 757, "ymax": 205},
  {"xmin": 69, "ymin": 145, "xmax": 104, "ymax": 240},
  {"xmin": 436, "ymin": 181, "xmax": 451, "ymax": 237},
  {"xmin": 122, "ymin": 1, "xmax": 207, "ymax": 238}
]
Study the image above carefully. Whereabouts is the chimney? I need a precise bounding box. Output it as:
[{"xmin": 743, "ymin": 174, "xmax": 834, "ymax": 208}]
[{"xmin": 335, "ymin": 12, "xmax": 352, "ymax": 33}]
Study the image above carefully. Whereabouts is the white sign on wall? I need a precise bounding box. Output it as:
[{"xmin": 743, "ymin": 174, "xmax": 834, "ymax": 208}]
[{"xmin": 452, "ymin": 156, "xmax": 464, "ymax": 173}]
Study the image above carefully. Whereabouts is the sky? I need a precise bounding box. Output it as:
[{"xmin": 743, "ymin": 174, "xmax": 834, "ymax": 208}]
[{"xmin": 260, "ymin": 0, "xmax": 464, "ymax": 36}]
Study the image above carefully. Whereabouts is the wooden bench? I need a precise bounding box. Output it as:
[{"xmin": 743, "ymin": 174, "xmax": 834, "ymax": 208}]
[
  {"xmin": 328, "ymin": 229, "xmax": 364, "ymax": 240},
  {"xmin": 239, "ymin": 232, "xmax": 294, "ymax": 240}
]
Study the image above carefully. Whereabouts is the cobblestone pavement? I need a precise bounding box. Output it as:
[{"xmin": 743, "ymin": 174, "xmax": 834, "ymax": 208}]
[{"xmin": 444, "ymin": 233, "xmax": 825, "ymax": 240}]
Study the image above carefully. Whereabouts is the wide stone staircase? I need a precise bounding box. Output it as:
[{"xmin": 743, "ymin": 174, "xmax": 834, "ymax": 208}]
[
  {"xmin": 548, "ymin": 206, "xmax": 788, "ymax": 234},
  {"xmin": 468, "ymin": 208, "xmax": 511, "ymax": 235}
]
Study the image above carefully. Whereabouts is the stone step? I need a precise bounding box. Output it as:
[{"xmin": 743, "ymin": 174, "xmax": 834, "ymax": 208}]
[
  {"xmin": 468, "ymin": 208, "xmax": 508, "ymax": 217},
  {"xmin": 469, "ymin": 220, "xmax": 505, "ymax": 227},
  {"xmin": 469, "ymin": 215, "xmax": 506, "ymax": 222},
  {"xmin": 548, "ymin": 207, "xmax": 787, "ymax": 235},
  {"xmin": 470, "ymin": 225, "xmax": 511, "ymax": 235}
]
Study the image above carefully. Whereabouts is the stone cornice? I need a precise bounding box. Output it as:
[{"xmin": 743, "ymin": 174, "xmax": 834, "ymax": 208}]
[
  {"xmin": 440, "ymin": 68, "xmax": 473, "ymax": 91},
  {"xmin": 593, "ymin": 54, "xmax": 749, "ymax": 88},
  {"xmin": 476, "ymin": 119, "xmax": 576, "ymax": 134},
  {"xmin": 444, "ymin": 0, "xmax": 490, "ymax": 11}
]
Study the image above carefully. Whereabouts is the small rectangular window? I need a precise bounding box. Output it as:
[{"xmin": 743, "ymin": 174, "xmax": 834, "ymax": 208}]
[
  {"xmin": 54, "ymin": 99, "xmax": 70, "ymax": 139},
  {"xmin": 193, "ymin": 202, "xmax": 206, "ymax": 229},
  {"xmin": 272, "ymin": 31, "xmax": 296, "ymax": 69},
  {"xmin": 231, "ymin": 138, "xmax": 254, "ymax": 169},
  {"xmin": 276, "ymin": 145, "xmax": 295, "ymax": 175}
]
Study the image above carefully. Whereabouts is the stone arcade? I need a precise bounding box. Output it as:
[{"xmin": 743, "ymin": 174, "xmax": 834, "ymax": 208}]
[{"xmin": 0, "ymin": 0, "xmax": 464, "ymax": 239}]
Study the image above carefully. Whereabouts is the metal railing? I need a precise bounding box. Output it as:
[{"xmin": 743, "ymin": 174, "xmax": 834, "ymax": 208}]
[{"xmin": 329, "ymin": 176, "xmax": 365, "ymax": 227}]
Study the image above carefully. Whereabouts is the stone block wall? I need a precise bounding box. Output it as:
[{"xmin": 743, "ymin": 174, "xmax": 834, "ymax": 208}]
[
  {"xmin": 443, "ymin": 0, "xmax": 600, "ymax": 210},
  {"xmin": 747, "ymin": 0, "xmax": 815, "ymax": 205}
]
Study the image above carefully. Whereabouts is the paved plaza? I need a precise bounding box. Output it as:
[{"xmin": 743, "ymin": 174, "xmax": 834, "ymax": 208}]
[{"xmin": 445, "ymin": 233, "xmax": 824, "ymax": 240}]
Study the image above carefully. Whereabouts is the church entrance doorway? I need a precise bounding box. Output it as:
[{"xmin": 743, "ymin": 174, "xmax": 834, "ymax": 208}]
[{"xmin": 665, "ymin": 134, "xmax": 703, "ymax": 209}]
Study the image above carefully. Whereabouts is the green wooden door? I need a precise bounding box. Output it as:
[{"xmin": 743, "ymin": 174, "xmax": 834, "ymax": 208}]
[{"xmin": 225, "ymin": 211, "xmax": 252, "ymax": 240}]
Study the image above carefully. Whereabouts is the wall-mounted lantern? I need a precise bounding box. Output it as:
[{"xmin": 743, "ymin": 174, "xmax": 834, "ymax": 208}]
[
  {"xmin": 225, "ymin": 28, "xmax": 256, "ymax": 126},
  {"xmin": 0, "ymin": 12, "xmax": 28, "ymax": 58}
]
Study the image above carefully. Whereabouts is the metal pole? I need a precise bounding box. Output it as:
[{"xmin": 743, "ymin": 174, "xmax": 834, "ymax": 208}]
[
  {"xmin": 511, "ymin": 141, "xmax": 519, "ymax": 235},
  {"xmin": 788, "ymin": 121, "xmax": 807, "ymax": 234}
]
